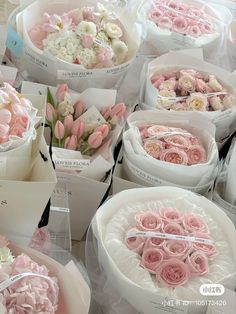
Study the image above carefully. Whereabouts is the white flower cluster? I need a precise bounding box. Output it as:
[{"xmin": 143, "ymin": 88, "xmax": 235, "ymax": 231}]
[
  {"xmin": 41, "ymin": 5, "xmax": 129, "ymax": 69},
  {"xmin": 0, "ymin": 247, "xmax": 14, "ymax": 269}
]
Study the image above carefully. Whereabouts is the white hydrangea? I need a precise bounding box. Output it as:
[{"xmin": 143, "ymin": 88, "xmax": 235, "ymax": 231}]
[{"xmin": 75, "ymin": 48, "xmax": 97, "ymax": 68}]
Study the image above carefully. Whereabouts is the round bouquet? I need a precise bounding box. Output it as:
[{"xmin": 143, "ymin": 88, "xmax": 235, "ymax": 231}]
[
  {"xmin": 133, "ymin": 0, "xmax": 231, "ymax": 55},
  {"xmin": 142, "ymin": 51, "xmax": 236, "ymax": 143},
  {"xmin": 16, "ymin": 0, "xmax": 140, "ymax": 91},
  {"xmin": 91, "ymin": 187, "xmax": 236, "ymax": 314},
  {"xmin": 122, "ymin": 110, "xmax": 218, "ymax": 194},
  {"xmin": 0, "ymin": 82, "xmax": 37, "ymax": 180}
]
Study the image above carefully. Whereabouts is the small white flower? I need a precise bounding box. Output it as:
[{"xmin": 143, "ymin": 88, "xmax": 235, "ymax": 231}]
[
  {"xmin": 0, "ymin": 247, "xmax": 14, "ymax": 268},
  {"xmin": 76, "ymin": 48, "xmax": 97, "ymax": 68},
  {"xmin": 105, "ymin": 22, "xmax": 123, "ymax": 39},
  {"xmin": 97, "ymin": 3, "xmax": 115, "ymax": 20},
  {"xmin": 57, "ymin": 93, "xmax": 74, "ymax": 116},
  {"xmin": 76, "ymin": 21, "xmax": 97, "ymax": 36},
  {"xmin": 112, "ymin": 39, "xmax": 128, "ymax": 63}
]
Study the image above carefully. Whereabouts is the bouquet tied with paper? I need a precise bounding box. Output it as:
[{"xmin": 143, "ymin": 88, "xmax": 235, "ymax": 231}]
[
  {"xmin": 15, "ymin": 0, "xmax": 141, "ymax": 91},
  {"xmin": 122, "ymin": 110, "xmax": 218, "ymax": 194},
  {"xmin": 141, "ymin": 50, "xmax": 236, "ymax": 144},
  {"xmin": 132, "ymin": 0, "xmax": 231, "ymax": 56},
  {"xmin": 89, "ymin": 187, "xmax": 236, "ymax": 314},
  {"xmin": 0, "ymin": 235, "xmax": 90, "ymax": 313},
  {"xmin": 213, "ymin": 138, "xmax": 236, "ymax": 226}
]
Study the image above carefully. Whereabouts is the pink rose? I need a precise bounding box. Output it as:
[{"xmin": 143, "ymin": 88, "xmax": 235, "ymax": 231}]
[
  {"xmin": 144, "ymin": 237, "xmax": 165, "ymax": 249},
  {"xmin": 88, "ymin": 131, "xmax": 103, "ymax": 149},
  {"xmin": 9, "ymin": 123, "xmax": 25, "ymax": 137},
  {"xmin": 135, "ymin": 212, "xmax": 163, "ymax": 231},
  {"xmin": 97, "ymin": 48, "xmax": 113, "ymax": 63},
  {"xmin": 143, "ymin": 139, "xmax": 164, "ymax": 159},
  {"xmin": 157, "ymin": 16, "xmax": 173, "ymax": 29},
  {"xmin": 147, "ymin": 125, "xmax": 170, "ymax": 136},
  {"xmin": 193, "ymin": 233, "xmax": 217, "ymax": 259},
  {"xmin": 126, "ymin": 228, "xmax": 146, "ymax": 254},
  {"xmin": 141, "ymin": 248, "xmax": 165, "ymax": 274},
  {"xmin": 163, "ymin": 222, "xmax": 185, "ymax": 235},
  {"xmin": 159, "ymin": 148, "xmax": 188, "ymax": 165},
  {"xmin": 29, "ymin": 227, "xmax": 51, "ymax": 254},
  {"xmin": 178, "ymin": 75, "xmax": 196, "ymax": 93},
  {"xmin": 186, "ymin": 93, "xmax": 208, "ymax": 111},
  {"xmin": 163, "ymin": 240, "xmax": 192, "ymax": 260},
  {"xmin": 186, "ymin": 251, "xmax": 209, "ymax": 276},
  {"xmin": 187, "ymin": 145, "xmax": 206, "ymax": 165},
  {"xmin": 183, "ymin": 214, "xmax": 208, "ymax": 233},
  {"xmin": 186, "ymin": 25, "xmax": 202, "ymax": 37},
  {"xmin": 172, "ymin": 17, "xmax": 188, "ymax": 34},
  {"xmin": 139, "ymin": 126, "xmax": 150, "ymax": 139},
  {"xmin": 156, "ymin": 258, "xmax": 190, "ymax": 287},
  {"xmin": 188, "ymin": 7, "xmax": 203, "ymax": 18},
  {"xmin": 199, "ymin": 22, "xmax": 214, "ymax": 34},
  {"xmin": 81, "ymin": 34, "xmax": 94, "ymax": 48},
  {"xmin": 151, "ymin": 75, "xmax": 165, "ymax": 89},
  {"xmin": 149, "ymin": 8, "xmax": 164, "ymax": 24},
  {"xmin": 164, "ymin": 135, "xmax": 190, "ymax": 149},
  {"xmin": 29, "ymin": 24, "xmax": 47, "ymax": 49},
  {"xmin": 196, "ymin": 78, "xmax": 212, "ymax": 94},
  {"xmin": 159, "ymin": 206, "xmax": 184, "ymax": 224},
  {"xmin": 209, "ymin": 96, "xmax": 224, "ymax": 111},
  {"xmin": 159, "ymin": 78, "xmax": 177, "ymax": 91},
  {"xmin": 0, "ymin": 235, "xmax": 9, "ymax": 248}
]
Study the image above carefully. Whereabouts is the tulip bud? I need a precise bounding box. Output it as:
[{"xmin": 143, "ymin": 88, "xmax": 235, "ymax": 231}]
[
  {"xmin": 95, "ymin": 124, "xmax": 109, "ymax": 139},
  {"xmin": 101, "ymin": 106, "xmax": 112, "ymax": 120},
  {"xmin": 46, "ymin": 103, "xmax": 57, "ymax": 122},
  {"xmin": 56, "ymin": 84, "xmax": 69, "ymax": 102},
  {"xmin": 64, "ymin": 135, "xmax": 77, "ymax": 150},
  {"xmin": 110, "ymin": 103, "xmax": 126, "ymax": 118},
  {"xmin": 54, "ymin": 120, "xmax": 65, "ymax": 140},
  {"xmin": 74, "ymin": 100, "xmax": 85, "ymax": 118},
  {"xmin": 88, "ymin": 131, "xmax": 103, "ymax": 149},
  {"xmin": 71, "ymin": 118, "xmax": 85, "ymax": 138},
  {"xmin": 63, "ymin": 114, "xmax": 73, "ymax": 133}
]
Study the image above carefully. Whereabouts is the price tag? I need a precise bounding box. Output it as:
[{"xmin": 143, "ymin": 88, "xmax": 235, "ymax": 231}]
[{"xmin": 6, "ymin": 27, "xmax": 24, "ymax": 57}]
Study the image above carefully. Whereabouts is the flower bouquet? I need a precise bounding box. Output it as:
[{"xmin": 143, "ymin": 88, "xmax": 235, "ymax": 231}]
[
  {"xmin": 133, "ymin": 0, "xmax": 231, "ymax": 56},
  {"xmin": 0, "ymin": 235, "xmax": 90, "ymax": 313},
  {"xmin": 15, "ymin": 0, "xmax": 140, "ymax": 91},
  {"xmin": 122, "ymin": 110, "xmax": 218, "ymax": 194},
  {"xmin": 0, "ymin": 81, "xmax": 39, "ymax": 180},
  {"xmin": 90, "ymin": 187, "xmax": 236, "ymax": 314},
  {"xmin": 141, "ymin": 50, "xmax": 236, "ymax": 144}
]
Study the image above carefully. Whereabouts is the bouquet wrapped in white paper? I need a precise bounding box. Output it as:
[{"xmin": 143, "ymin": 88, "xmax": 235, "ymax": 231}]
[
  {"xmin": 202, "ymin": 0, "xmax": 236, "ymax": 14},
  {"xmin": 0, "ymin": 81, "xmax": 39, "ymax": 180},
  {"xmin": 14, "ymin": 0, "xmax": 141, "ymax": 91},
  {"xmin": 88, "ymin": 187, "xmax": 236, "ymax": 314},
  {"xmin": 141, "ymin": 50, "xmax": 236, "ymax": 144},
  {"xmin": 213, "ymin": 138, "xmax": 236, "ymax": 226},
  {"xmin": 227, "ymin": 21, "xmax": 236, "ymax": 70},
  {"xmin": 132, "ymin": 0, "xmax": 231, "ymax": 57},
  {"xmin": 122, "ymin": 110, "xmax": 218, "ymax": 194}
]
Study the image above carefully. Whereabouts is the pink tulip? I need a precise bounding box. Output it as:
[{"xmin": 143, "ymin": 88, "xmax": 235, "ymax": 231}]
[
  {"xmin": 46, "ymin": 103, "xmax": 57, "ymax": 122},
  {"xmin": 0, "ymin": 124, "xmax": 10, "ymax": 137},
  {"xmin": 110, "ymin": 103, "xmax": 126, "ymax": 118},
  {"xmin": 9, "ymin": 123, "xmax": 25, "ymax": 137},
  {"xmin": 56, "ymin": 84, "xmax": 69, "ymax": 102},
  {"xmin": 95, "ymin": 124, "xmax": 110, "ymax": 139},
  {"xmin": 71, "ymin": 118, "xmax": 85, "ymax": 138},
  {"xmin": 64, "ymin": 135, "xmax": 77, "ymax": 150},
  {"xmin": 54, "ymin": 120, "xmax": 65, "ymax": 139},
  {"xmin": 88, "ymin": 131, "xmax": 103, "ymax": 149},
  {"xmin": 63, "ymin": 114, "xmax": 73, "ymax": 133},
  {"xmin": 74, "ymin": 100, "xmax": 85, "ymax": 118},
  {"xmin": 0, "ymin": 109, "xmax": 12, "ymax": 124},
  {"xmin": 101, "ymin": 106, "xmax": 112, "ymax": 120}
]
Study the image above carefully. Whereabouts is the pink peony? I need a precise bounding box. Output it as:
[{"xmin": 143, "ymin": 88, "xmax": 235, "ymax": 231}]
[
  {"xmin": 135, "ymin": 212, "xmax": 163, "ymax": 231},
  {"xmin": 178, "ymin": 74, "xmax": 196, "ymax": 93},
  {"xmin": 183, "ymin": 214, "xmax": 209, "ymax": 233},
  {"xmin": 163, "ymin": 134, "xmax": 190, "ymax": 149},
  {"xmin": 141, "ymin": 248, "xmax": 165, "ymax": 274},
  {"xmin": 187, "ymin": 145, "xmax": 206, "ymax": 165},
  {"xmin": 125, "ymin": 228, "xmax": 146, "ymax": 254},
  {"xmin": 157, "ymin": 258, "xmax": 190, "ymax": 287},
  {"xmin": 156, "ymin": 16, "xmax": 173, "ymax": 29},
  {"xmin": 159, "ymin": 148, "xmax": 188, "ymax": 165},
  {"xmin": 186, "ymin": 251, "xmax": 209, "ymax": 276},
  {"xmin": 143, "ymin": 139, "xmax": 164, "ymax": 159}
]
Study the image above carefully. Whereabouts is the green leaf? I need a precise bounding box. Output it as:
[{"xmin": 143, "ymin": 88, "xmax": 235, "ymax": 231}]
[{"xmin": 47, "ymin": 87, "xmax": 55, "ymax": 108}]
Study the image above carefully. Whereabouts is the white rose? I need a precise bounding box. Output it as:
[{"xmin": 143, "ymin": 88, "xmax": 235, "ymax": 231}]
[
  {"xmin": 105, "ymin": 22, "xmax": 123, "ymax": 39},
  {"xmin": 76, "ymin": 21, "xmax": 97, "ymax": 36},
  {"xmin": 112, "ymin": 39, "xmax": 128, "ymax": 63}
]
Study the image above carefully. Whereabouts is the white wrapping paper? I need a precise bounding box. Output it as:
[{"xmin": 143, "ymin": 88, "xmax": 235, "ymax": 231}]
[
  {"xmin": 141, "ymin": 50, "xmax": 236, "ymax": 144},
  {"xmin": 91, "ymin": 187, "xmax": 236, "ymax": 314},
  {"xmin": 227, "ymin": 21, "xmax": 236, "ymax": 70}
]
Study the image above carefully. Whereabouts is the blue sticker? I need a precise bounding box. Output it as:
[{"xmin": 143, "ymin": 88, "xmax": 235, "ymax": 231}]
[{"xmin": 6, "ymin": 27, "xmax": 24, "ymax": 58}]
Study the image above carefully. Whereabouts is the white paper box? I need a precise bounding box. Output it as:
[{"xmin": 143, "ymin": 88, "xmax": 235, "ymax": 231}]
[
  {"xmin": 0, "ymin": 64, "xmax": 17, "ymax": 83},
  {"xmin": 15, "ymin": 0, "xmax": 141, "ymax": 92},
  {"xmin": 0, "ymin": 137, "xmax": 57, "ymax": 239},
  {"xmin": 57, "ymin": 171, "xmax": 112, "ymax": 240}
]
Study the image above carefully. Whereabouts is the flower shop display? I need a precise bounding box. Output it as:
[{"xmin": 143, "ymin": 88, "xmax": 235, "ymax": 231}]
[
  {"xmin": 14, "ymin": 0, "xmax": 140, "ymax": 91},
  {"xmin": 141, "ymin": 50, "xmax": 236, "ymax": 144},
  {"xmin": 0, "ymin": 235, "xmax": 91, "ymax": 314},
  {"xmin": 90, "ymin": 187, "xmax": 236, "ymax": 314},
  {"xmin": 0, "ymin": 81, "xmax": 38, "ymax": 180},
  {"xmin": 122, "ymin": 110, "xmax": 218, "ymax": 194},
  {"xmin": 133, "ymin": 0, "xmax": 231, "ymax": 56}
]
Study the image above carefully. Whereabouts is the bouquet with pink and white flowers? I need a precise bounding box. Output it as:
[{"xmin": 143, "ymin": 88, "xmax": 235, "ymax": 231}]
[
  {"xmin": 46, "ymin": 84, "xmax": 126, "ymax": 156},
  {"xmin": 126, "ymin": 208, "xmax": 217, "ymax": 287}
]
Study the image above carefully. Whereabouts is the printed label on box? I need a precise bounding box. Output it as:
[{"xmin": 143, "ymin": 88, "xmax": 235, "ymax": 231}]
[
  {"xmin": 23, "ymin": 47, "xmax": 56, "ymax": 72},
  {"xmin": 54, "ymin": 158, "xmax": 90, "ymax": 171}
]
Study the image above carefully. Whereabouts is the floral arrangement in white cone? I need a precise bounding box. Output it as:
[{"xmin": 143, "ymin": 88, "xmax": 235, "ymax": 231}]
[{"xmin": 29, "ymin": 3, "xmax": 129, "ymax": 68}]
